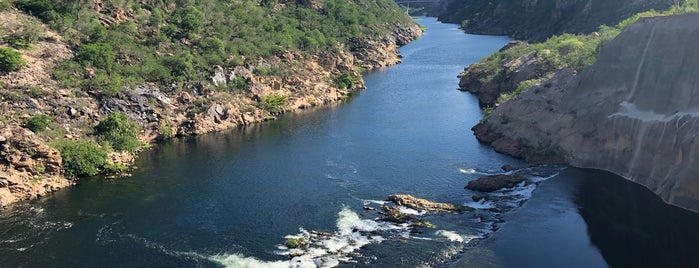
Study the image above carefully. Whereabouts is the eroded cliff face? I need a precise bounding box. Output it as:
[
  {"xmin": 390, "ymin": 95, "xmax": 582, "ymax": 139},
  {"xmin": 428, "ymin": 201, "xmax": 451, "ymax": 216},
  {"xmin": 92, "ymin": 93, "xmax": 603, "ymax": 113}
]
[
  {"xmin": 474, "ymin": 14, "xmax": 699, "ymax": 212},
  {"xmin": 438, "ymin": 0, "xmax": 672, "ymax": 41}
]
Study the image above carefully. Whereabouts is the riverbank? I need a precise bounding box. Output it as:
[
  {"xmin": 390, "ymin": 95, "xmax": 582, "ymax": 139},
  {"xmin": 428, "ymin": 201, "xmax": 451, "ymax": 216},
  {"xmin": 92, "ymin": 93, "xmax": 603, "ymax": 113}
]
[
  {"xmin": 0, "ymin": 17, "xmax": 524, "ymax": 267},
  {"xmin": 0, "ymin": 2, "xmax": 422, "ymax": 207}
]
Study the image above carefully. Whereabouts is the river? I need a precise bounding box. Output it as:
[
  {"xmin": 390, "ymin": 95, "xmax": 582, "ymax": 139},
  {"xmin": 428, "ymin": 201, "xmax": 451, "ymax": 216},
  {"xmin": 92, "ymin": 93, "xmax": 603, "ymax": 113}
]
[{"xmin": 2, "ymin": 17, "xmax": 699, "ymax": 268}]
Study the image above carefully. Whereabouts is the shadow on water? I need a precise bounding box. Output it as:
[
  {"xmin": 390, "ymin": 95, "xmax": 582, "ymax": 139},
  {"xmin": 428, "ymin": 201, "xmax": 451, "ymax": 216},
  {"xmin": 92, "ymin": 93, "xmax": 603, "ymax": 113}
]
[{"xmin": 576, "ymin": 169, "xmax": 699, "ymax": 268}]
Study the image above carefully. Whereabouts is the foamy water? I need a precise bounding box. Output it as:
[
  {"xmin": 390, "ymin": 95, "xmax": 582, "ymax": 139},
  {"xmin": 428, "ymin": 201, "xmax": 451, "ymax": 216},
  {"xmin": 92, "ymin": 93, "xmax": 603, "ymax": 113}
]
[{"xmin": 207, "ymin": 166, "xmax": 567, "ymax": 267}]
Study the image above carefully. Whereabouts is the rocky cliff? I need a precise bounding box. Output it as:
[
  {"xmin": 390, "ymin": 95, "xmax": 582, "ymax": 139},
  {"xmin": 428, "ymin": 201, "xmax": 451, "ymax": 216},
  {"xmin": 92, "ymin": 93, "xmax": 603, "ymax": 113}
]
[
  {"xmin": 458, "ymin": 41, "xmax": 546, "ymax": 107},
  {"xmin": 438, "ymin": 0, "xmax": 673, "ymax": 41},
  {"xmin": 473, "ymin": 14, "xmax": 699, "ymax": 212}
]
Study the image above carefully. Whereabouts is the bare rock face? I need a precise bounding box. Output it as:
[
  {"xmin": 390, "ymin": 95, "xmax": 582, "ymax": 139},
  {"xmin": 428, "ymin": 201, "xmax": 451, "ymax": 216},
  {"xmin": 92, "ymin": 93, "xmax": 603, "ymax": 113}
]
[
  {"xmin": 465, "ymin": 175, "xmax": 527, "ymax": 192},
  {"xmin": 350, "ymin": 24, "xmax": 423, "ymax": 71},
  {"xmin": 0, "ymin": 126, "xmax": 72, "ymax": 206},
  {"xmin": 474, "ymin": 14, "xmax": 699, "ymax": 212}
]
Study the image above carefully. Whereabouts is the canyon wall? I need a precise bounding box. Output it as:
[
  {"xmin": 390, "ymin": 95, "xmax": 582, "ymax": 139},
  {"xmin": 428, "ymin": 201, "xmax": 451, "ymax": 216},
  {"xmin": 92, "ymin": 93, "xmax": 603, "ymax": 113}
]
[
  {"xmin": 473, "ymin": 14, "xmax": 699, "ymax": 212},
  {"xmin": 438, "ymin": 0, "xmax": 673, "ymax": 41}
]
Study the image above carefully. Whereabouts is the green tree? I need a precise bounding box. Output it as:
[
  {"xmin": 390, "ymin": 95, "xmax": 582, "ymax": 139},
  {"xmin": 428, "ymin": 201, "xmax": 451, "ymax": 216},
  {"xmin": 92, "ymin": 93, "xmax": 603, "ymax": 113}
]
[
  {"xmin": 75, "ymin": 43, "xmax": 116, "ymax": 71},
  {"xmin": 164, "ymin": 51, "xmax": 196, "ymax": 80},
  {"xmin": 260, "ymin": 0, "xmax": 277, "ymax": 7},
  {"xmin": 175, "ymin": 6, "xmax": 204, "ymax": 34},
  {"xmin": 95, "ymin": 112, "xmax": 142, "ymax": 152},
  {"xmin": 14, "ymin": 0, "xmax": 55, "ymax": 22}
]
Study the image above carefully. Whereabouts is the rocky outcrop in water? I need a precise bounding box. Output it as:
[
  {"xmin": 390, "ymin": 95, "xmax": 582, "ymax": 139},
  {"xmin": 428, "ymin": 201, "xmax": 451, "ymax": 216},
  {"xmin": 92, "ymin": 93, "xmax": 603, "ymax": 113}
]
[
  {"xmin": 386, "ymin": 194, "xmax": 467, "ymax": 212},
  {"xmin": 465, "ymin": 175, "xmax": 527, "ymax": 192},
  {"xmin": 438, "ymin": 0, "xmax": 672, "ymax": 42},
  {"xmin": 473, "ymin": 14, "xmax": 699, "ymax": 212}
]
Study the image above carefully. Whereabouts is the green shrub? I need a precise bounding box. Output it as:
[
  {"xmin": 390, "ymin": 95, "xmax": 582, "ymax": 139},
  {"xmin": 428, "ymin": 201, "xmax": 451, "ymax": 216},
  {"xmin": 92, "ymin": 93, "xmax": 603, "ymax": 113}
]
[
  {"xmin": 498, "ymin": 78, "xmax": 540, "ymax": 104},
  {"xmin": 140, "ymin": 56, "xmax": 172, "ymax": 83},
  {"xmin": 0, "ymin": 0, "xmax": 12, "ymax": 10},
  {"xmin": 14, "ymin": 0, "xmax": 55, "ymax": 22},
  {"xmin": 51, "ymin": 60, "xmax": 83, "ymax": 88},
  {"xmin": 103, "ymin": 162, "xmax": 126, "ymax": 174},
  {"xmin": 95, "ymin": 112, "xmax": 142, "ymax": 152},
  {"xmin": 157, "ymin": 120, "xmax": 174, "ymax": 140},
  {"xmin": 75, "ymin": 43, "xmax": 116, "ymax": 71},
  {"xmin": 53, "ymin": 139, "xmax": 108, "ymax": 177},
  {"xmin": 24, "ymin": 85, "xmax": 47, "ymax": 98},
  {"xmin": 25, "ymin": 114, "xmax": 52, "ymax": 132},
  {"xmin": 254, "ymin": 66, "xmax": 282, "ymax": 76},
  {"xmin": 259, "ymin": 94, "xmax": 287, "ymax": 114},
  {"xmin": 175, "ymin": 6, "xmax": 204, "ymax": 34},
  {"xmin": 200, "ymin": 36, "xmax": 226, "ymax": 55},
  {"xmin": 84, "ymin": 71, "xmax": 123, "ymax": 96},
  {"xmin": 333, "ymin": 72, "xmax": 361, "ymax": 90},
  {"xmin": 229, "ymin": 75, "xmax": 247, "ymax": 90},
  {"xmin": 0, "ymin": 47, "xmax": 26, "ymax": 72},
  {"xmin": 163, "ymin": 51, "xmax": 196, "ymax": 80}
]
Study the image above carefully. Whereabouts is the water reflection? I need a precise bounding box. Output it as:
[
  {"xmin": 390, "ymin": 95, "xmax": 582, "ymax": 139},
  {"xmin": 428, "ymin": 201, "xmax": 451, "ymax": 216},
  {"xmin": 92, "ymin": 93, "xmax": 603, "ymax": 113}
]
[{"xmin": 576, "ymin": 169, "xmax": 699, "ymax": 268}]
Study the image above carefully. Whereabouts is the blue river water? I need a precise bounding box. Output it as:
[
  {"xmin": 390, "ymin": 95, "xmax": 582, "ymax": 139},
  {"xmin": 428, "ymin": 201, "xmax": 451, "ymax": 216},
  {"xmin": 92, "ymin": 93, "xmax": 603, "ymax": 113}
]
[{"xmin": 1, "ymin": 17, "xmax": 699, "ymax": 268}]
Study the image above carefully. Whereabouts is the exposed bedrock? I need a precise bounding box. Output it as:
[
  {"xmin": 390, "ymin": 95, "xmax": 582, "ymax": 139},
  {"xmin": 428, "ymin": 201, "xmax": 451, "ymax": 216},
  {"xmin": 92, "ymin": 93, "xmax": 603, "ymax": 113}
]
[{"xmin": 474, "ymin": 14, "xmax": 699, "ymax": 212}]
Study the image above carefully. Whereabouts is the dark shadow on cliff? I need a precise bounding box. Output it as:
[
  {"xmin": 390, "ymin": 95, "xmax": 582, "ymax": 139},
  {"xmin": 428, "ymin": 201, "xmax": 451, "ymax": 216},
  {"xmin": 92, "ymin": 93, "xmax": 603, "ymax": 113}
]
[{"xmin": 576, "ymin": 169, "xmax": 699, "ymax": 268}]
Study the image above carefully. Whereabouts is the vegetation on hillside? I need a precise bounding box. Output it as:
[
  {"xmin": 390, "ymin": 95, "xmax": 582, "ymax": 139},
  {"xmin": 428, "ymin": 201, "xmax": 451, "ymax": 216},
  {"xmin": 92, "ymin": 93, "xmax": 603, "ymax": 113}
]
[
  {"xmin": 24, "ymin": 114, "xmax": 52, "ymax": 132},
  {"xmin": 51, "ymin": 112, "xmax": 142, "ymax": 177},
  {"xmin": 94, "ymin": 112, "xmax": 143, "ymax": 153},
  {"xmin": 11, "ymin": 0, "xmax": 411, "ymax": 94},
  {"xmin": 475, "ymin": 1, "xmax": 698, "ymax": 106},
  {"xmin": 439, "ymin": 0, "xmax": 675, "ymax": 42},
  {"xmin": 53, "ymin": 139, "xmax": 108, "ymax": 177},
  {"xmin": 0, "ymin": 47, "xmax": 25, "ymax": 72},
  {"xmin": 0, "ymin": 0, "xmax": 416, "ymax": 186}
]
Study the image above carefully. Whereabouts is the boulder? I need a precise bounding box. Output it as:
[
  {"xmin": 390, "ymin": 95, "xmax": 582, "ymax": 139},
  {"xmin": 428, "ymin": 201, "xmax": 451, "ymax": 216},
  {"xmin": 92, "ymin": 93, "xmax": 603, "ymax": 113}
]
[
  {"xmin": 386, "ymin": 194, "xmax": 468, "ymax": 212},
  {"xmin": 378, "ymin": 205, "xmax": 420, "ymax": 224},
  {"xmin": 501, "ymin": 165, "xmax": 517, "ymax": 172},
  {"xmin": 465, "ymin": 175, "xmax": 526, "ymax": 192},
  {"xmin": 212, "ymin": 65, "xmax": 227, "ymax": 86},
  {"xmin": 472, "ymin": 193, "xmax": 490, "ymax": 202}
]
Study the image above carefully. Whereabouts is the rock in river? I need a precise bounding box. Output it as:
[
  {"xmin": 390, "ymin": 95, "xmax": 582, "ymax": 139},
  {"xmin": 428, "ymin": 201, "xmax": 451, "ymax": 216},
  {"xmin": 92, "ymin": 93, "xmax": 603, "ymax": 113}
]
[
  {"xmin": 465, "ymin": 175, "xmax": 527, "ymax": 192},
  {"xmin": 386, "ymin": 194, "xmax": 468, "ymax": 212}
]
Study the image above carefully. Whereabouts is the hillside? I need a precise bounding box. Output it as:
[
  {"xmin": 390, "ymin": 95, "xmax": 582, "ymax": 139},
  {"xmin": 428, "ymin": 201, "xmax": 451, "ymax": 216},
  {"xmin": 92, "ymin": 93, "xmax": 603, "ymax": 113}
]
[
  {"xmin": 0, "ymin": 0, "xmax": 421, "ymax": 206},
  {"xmin": 437, "ymin": 0, "xmax": 673, "ymax": 42}
]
